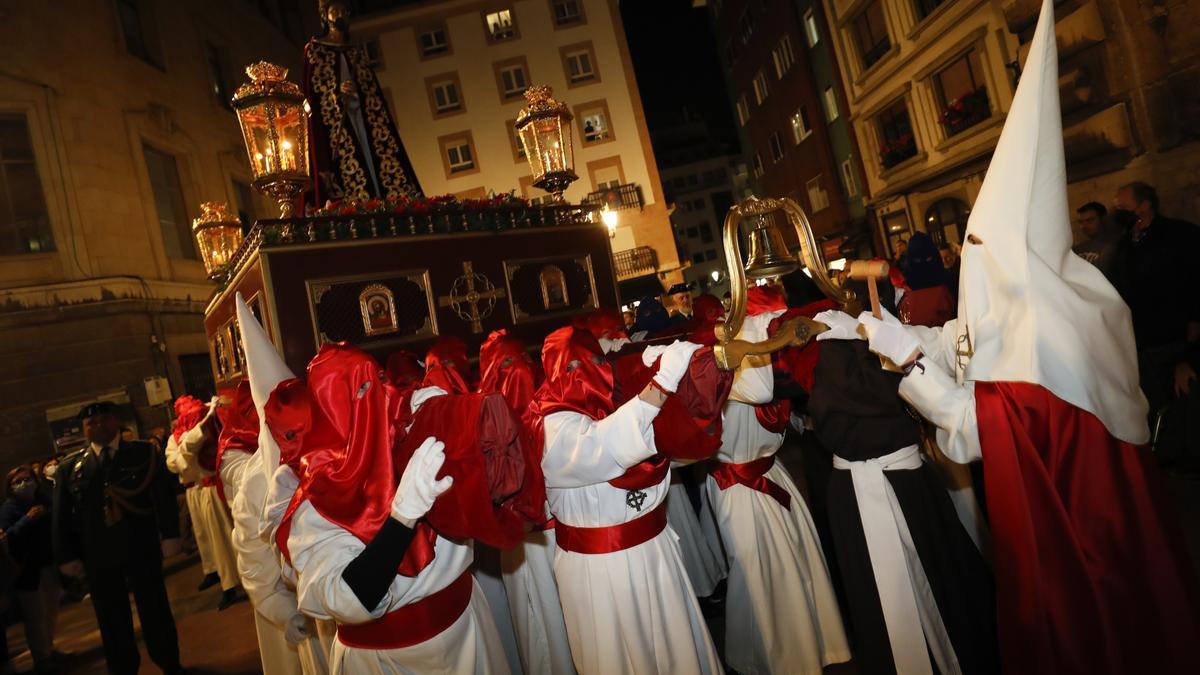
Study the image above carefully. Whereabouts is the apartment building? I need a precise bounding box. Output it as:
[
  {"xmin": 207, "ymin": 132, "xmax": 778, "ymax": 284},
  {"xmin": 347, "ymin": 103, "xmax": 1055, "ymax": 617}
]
[{"xmin": 356, "ymin": 0, "xmax": 685, "ymax": 300}]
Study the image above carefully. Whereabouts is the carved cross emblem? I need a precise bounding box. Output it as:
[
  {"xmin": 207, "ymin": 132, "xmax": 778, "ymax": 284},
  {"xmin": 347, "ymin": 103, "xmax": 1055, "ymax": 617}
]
[
  {"xmin": 438, "ymin": 261, "xmax": 507, "ymax": 334},
  {"xmin": 625, "ymin": 489, "xmax": 647, "ymax": 512}
]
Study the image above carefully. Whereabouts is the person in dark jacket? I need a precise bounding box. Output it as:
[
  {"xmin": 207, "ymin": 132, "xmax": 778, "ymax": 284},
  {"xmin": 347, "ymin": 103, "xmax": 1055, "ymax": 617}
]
[
  {"xmin": 899, "ymin": 232, "xmax": 956, "ymax": 327},
  {"xmin": 0, "ymin": 466, "xmax": 60, "ymax": 673},
  {"xmin": 52, "ymin": 402, "xmax": 183, "ymax": 675}
]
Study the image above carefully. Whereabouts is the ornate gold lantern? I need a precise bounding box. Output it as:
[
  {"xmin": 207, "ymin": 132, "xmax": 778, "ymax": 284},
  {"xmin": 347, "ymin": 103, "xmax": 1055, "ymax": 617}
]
[
  {"xmin": 515, "ymin": 86, "xmax": 578, "ymax": 201},
  {"xmin": 231, "ymin": 62, "xmax": 311, "ymax": 217},
  {"xmin": 192, "ymin": 201, "xmax": 243, "ymax": 279}
]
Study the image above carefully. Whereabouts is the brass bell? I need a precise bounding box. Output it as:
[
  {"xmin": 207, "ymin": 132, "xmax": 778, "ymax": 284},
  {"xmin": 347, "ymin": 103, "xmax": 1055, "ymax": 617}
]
[{"xmin": 744, "ymin": 216, "xmax": 800, "ymax": 279}]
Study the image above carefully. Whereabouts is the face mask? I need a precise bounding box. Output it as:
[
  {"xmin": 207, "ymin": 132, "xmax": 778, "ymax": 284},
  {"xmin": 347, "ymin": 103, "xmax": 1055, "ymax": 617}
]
[
  {"xmin": 11, "ymin": 481, "xmax": 35, "ymax": 500},
  {"xmin": 1113, "ymin": 209, "xmax": 1137, "ymax": 228}
]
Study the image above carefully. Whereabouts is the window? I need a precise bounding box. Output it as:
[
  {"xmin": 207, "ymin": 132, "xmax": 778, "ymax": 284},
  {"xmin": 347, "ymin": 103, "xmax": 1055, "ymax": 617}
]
[
  {"xmin": 576, "ymin": 100, "xmax": 614, "ymax": 145},
  {"xmin": 691, "ymin": 198, "xmax": 704, "ymax": 210},
  {"xmin": 769, "ymin": 132, "xmax": 784, "ymax": 162},
  {"xmin": 752, "ymin": 153, "xmax": 764, "ymax": 177},
  {"xmin": 772, "ymin": 35, "xmax": 796, "ymax": 79},
  {"xmin": 705, "ymin": 249, "xmax": 717, "ymax": 261},
  {"xmin": 426, "ymin": 73, "xmax": 464, "ymax": 117},
  {"xmin": 484, "ymin": 9, "xmax": 517, "ymax": 41},
  {"xmin": 142, "ymin": 145, "xmax": 195, "ymax": 259},
  {"xmin": 693, "ymin": 252, "xmax": 705, "ymax": 264},
  {"xmin": 562, "ymin": 43, "xmax": 599, "ymax": 86},
  {"xmin": 686, "ymin": 174, "xmax": 698, "ymax": 187},
  {"xmin": 232, "ymin": 179, "xmax": 256, "ymax": 231},
  {"xmin": 418, "ymin": 26, "xmax": 449, "ymax": 57},
  {"xmin": 840, "ymin": 159, "xmax": 858, "ymax": 197},
  {"xmin": 876, "ymin": 98, "xmax": 917, "ymax": 169},
  {"xmin": 935, "ymin": 50, "xmax": 991, "ymax": 137},
  {"xmin": 687, "ymin": 227, "xmax": 699, "ymax": 238},
  {"xmin": 803, "ymin": 9, "xmax": 820, "ymax": 47},
  {"xmin": 699, "ymin": 222, "xmax": 713, "ymax": 243},
  {"xmin": 752, "ymin": 70, "xmax": 769, "ymax": 105},
  {"xmin": 852, "ymin": 1, "xmax": 891, "ymax": 70},
  {"xmin": 0, "ymin": 114, "xmax": 54, "ymax": 255},
  {"xmin": 494, "ymin": 58, "xmax": 530, "ymax": 100},
  {"xmin": 736, "ymin": 95, "xmax": 750, "ymax": 126},
  {"xmin": 924, "ymin": 197, "xmax": 970, "ymax": 246},
  {"xmin": 117, "ymin": 0, "xmax": 163, "ymax": 68},
  {"xmin": 915, "ymin": 0, "xmax": 947, "ymax": 21},
  {"xmin": 551, "ymin": 0, "xmax": 584, "ymax": 26},
  {"xmin": 438, "ymin": 132, "xmax": 479, "ymax": 177},
  {"xmin": 790, "ymin": 107, "xmax": 812, "ymax": 144},
  {"xmin": 823, "ymin": 87, "xmax": 839, "ymax": 122},
  {"xmin": 507, "ymin": 119, "xmax": 526, "ymax": 161},
  {"xmin": 203, "ymin": 42, "xmax": 231, "ymax": 109},
  {"xmin": 806, "ymin": 175, "xmax": 829, "ymax": 212},
  {"xmin": 738, "ymin": 9, "xmax": 754, "ymax": 45}
]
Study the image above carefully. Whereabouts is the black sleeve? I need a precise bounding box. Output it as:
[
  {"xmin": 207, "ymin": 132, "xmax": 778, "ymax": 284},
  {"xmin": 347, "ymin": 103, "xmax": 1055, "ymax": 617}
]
[
  {"xmin": 148, "ymin": 446, "xmax": 180, "ymax": 540},
  {"xmin": 340, "ymin": 517, "xmax": 418, "ymax": 612},
  {"xmin": 51, "ymin": 461, "xmax": 80, "ymax": 565}
]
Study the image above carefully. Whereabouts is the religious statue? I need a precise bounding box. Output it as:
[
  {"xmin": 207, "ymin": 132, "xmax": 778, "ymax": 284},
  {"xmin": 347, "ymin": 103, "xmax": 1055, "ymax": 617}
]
[{"xmin": 304, "ymin": 0, "xmax": 423, "ymax": 205}]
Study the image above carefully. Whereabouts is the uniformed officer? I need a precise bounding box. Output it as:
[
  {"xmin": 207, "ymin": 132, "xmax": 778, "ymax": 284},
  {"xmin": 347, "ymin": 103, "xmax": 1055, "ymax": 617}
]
[{"xmin": 52, "ymin": 401, "xmax": 184, "ymax": 675}]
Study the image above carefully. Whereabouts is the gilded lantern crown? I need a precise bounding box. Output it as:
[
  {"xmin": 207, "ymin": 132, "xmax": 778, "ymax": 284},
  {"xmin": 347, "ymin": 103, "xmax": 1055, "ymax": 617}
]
[
  {"xmin": 192, "ymin": 201, "xmax": 243, "ymax": 279},
  {"xmin": 515, "ymin": 86, "xmax": 571, "ymax": 126},
  {"xmin": 233, "ymin": 62, "xmax": 305, "ymax": 104},
  {"xmin": 515, "ymin": 85, "xmax": 578, "ymax": 201}
]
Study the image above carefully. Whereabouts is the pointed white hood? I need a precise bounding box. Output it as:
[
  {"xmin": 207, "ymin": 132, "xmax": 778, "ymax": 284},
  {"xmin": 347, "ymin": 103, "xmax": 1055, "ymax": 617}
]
[
  {"xmin": 953, "ymin": 0, "xmax": 1148, "ymax": 444},
  {"xmin": 235, "ymin": 294, "xmax": 299, "ymax": 536}
]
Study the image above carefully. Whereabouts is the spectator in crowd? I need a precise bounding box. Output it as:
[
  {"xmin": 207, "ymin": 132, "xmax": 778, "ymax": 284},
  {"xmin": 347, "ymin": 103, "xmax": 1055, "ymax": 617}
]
[
  {"xmin": 893, "ymin": 237, "xmax": 908, "ymax": 269},
  {"xmin": 667, "ymin": 282, "xmax": 694, "ymax": 325},
  {"xmin": 623, "ymin": 309, "xmax": 636, "ymax": 332},
  {"xmin": 631, "ymin": 296, "xmax": 671, "ymax": 339},
  {"xmin": 1111, "ymin": 182, "xmax": 1200, "ymax": 469},
  {"xmin": 939, "ymin": 243, "xmax": 961, "ymax": 299},
  {"xmin": 899, "ymin": 232, "xmax": 956, "ymax": 327},
  {"xmin": 0, "ymin": 466, "xmax": 61, "ymax": 673},
  {"xmin": 1073, "ymin": 201, "xmax": 1121, "ymax": 280}
]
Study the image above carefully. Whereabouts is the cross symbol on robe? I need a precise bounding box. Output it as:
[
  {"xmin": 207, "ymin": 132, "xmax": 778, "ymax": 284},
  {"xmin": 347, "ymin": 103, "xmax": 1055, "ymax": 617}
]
[{"xmin": 438, "ymin": 261, "xmax": 506, "ymax": 334}]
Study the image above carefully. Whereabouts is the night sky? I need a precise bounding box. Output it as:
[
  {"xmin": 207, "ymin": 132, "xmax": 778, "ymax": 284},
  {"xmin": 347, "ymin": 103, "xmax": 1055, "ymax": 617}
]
[{"xmin": 619, "ymin": 0, "xmax": 738, "ymax": 150}]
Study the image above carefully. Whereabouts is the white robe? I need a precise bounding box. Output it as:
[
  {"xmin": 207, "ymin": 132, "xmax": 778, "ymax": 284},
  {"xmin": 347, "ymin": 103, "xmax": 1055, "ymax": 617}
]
[
  {"xmin": 168, "ymin": 429, "xmax": 240, "ymax": 591},
  {"xmin": 221, "ymin": 448, "xmax": 330, "ymax": 675},
  {"xmin": 287, "ymin": 500, "xmax": 508, "ymax": 675},
  {"xmin": 666, "ymin": 477, "xmax": 726, "ymax": 597},
  {"xmin": 542, "ymin": 399, "xmax": 722, "ymax": 675},
  {"xmin": 474, "ymin": 544, "xmax": 526, "ymax": 674},
  {"xmin": 707, "ymin": 312, "xmax": 849, "ymax": 675},
  {"xmin": 499, "ymin": 526, "xmax": 576, "ymax": 675}
]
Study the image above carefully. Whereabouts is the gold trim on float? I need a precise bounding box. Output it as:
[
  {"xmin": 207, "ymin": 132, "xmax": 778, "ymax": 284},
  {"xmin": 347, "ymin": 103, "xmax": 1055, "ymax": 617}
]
[
  {"xmin": 255, "ymin": 222, "xmax": 601, "ymax": 254},
  {"xmin": 502, "ymin": 253, "xmax": 598, "ymax": 325}
]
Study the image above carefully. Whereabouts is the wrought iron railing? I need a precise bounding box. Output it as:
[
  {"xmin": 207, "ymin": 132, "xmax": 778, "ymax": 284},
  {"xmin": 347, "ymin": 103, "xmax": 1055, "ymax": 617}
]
[
  {"xmin": 613, "ymin": 246, "xmax": 658, "ymax": 280},
  {"xmin": 584, "ymin": 183, "xmax": 645, "ymax": 212}
]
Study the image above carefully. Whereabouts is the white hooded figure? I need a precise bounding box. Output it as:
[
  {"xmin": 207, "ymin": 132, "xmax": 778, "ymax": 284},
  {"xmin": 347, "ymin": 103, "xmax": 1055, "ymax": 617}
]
[
  {"xmin": 858, "ymin": 1, "xmax": 1200, "ymax": 673},
  {"xmin": 229, "ymin": 294, "xmax": 333, "ymax": 675}
]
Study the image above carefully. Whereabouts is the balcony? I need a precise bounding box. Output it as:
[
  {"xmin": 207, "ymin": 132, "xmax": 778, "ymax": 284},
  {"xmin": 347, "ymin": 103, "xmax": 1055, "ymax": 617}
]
[
  {"xmin": 613, "ymin": 246, "xmax": 657, "ymax": 280},
  {"xmin": 584, "ymin": 183, "xmax": 645, "ymax": 212}
]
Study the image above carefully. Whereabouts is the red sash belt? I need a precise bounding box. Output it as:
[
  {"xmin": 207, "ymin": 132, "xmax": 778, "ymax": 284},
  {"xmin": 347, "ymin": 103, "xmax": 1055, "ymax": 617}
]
[
  {"xmin": 539, "ymin": 517, "xmax": 557, "ymax": 532},
  {"xmin": 336, "ymin": 571, "xmax": 472, "ymax": 650},
  {"xmin": 200, "ymin": 476, "xmax": 218, "ymax": 488},
  {"xmin": 555, "ymin": 502, "xmax": 667, "ymax": 554},
  {"xmin": 710, "ymin": 455, "xmax": 791, "ymax": 510}
]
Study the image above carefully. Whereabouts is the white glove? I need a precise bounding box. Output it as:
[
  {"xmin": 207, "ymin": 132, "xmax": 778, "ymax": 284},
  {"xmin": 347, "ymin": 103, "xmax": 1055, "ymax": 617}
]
[
  {"xmin": 652, "ymin": 341, "xmax": 703, "ymax": 393},
  {"xmin": 161, "ymin": 537, "xmax": 183, "ymax": 559},
  {"xmin": 640, "ymin": 344, "xmax": 670, "ymax": 366},
  {"xmin": 859, "ymin": 308, "xmax": 922, "ymax": 365},
  {"xmin": 599, "ymin": 337, "xmax": 632, "ymax": 355},
  {"xmin": 59, "ymin": 560, "xmax": 84, "ymax": 578},
  {"xmin": 789, "ymin": 412, "xmax": 807, "ymax": 435},
  {"xmin": 814, "ymin": 310, "xmax": 862, "ymax": 341},
  {"xmin": 392, "ymin": 436, "xmax": 454, "ymax": 528},
  {"xmin": 284, "ymin": 612, "xmax": 310, "ymax": 645},
  {"xmin": 202, "ymin": 396, "xmax": 220, "ymax": 423}
]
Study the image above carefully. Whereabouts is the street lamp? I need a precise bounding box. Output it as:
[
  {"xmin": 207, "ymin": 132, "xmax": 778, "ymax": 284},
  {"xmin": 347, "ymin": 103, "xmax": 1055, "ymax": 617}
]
[
  {"xmin": 192, "ymin": 201, "xmax": 243, "ymax": 279},
  {"xmin": 231, "ymin": 61, "xmax": 311, "ymax": 218},
  {"xmin": 515, "ymin": 85, "xmax": 578, "ymax": 201},
  {"xmin": 600, "ymin": 204, "xmax": 618, "ymax": 236}
]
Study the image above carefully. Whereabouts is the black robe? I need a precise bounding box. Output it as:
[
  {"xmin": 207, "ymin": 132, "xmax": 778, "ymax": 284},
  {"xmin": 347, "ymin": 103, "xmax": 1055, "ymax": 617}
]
[{"xmin": 809, "ymin": 340, "xmax": 997, "ymax": 675}]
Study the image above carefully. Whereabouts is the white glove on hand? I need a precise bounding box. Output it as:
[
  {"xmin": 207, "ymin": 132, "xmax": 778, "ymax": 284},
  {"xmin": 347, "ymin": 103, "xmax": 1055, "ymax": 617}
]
[
  {"xmin": 160, "ymin": 537, "xmax": 183, "ymax": 559},
  {"xmin": 814, "ymin": 310, "xmax": 862, "ymax": 341},
  {"xmin": 640, "ymin": 344, "xmax": 670, "ymax": 366},
  {"xmin": 652, "ymin": 341, "xmax": 703, "ymax": 393},
  {"xmin": 59, "ymin": 560, "xmax": 84, "ymax": 578},
  {"xmin": 202, "ymin": 396, "xmax": 220, "ymax": 423},
  {"xmin": 392, "ymin": 436, "xmax": 454, "ymax": 528},
  {"xmin": 858, "ymin": 308, "xmax": 922, "ymax": 365},
  {"xmin": 284, "ymin": 613, "xmax": 310, "ymax": 645},
  {"xmin": 789, "ymin": 412, "xmax": 807, "ymax": 435}
]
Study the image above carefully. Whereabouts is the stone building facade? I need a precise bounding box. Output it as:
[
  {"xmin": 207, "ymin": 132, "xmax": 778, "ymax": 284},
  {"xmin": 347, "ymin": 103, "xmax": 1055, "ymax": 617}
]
[{"xmin": 0, "ymin": 0, "xmax": 314, "ymax": 461}]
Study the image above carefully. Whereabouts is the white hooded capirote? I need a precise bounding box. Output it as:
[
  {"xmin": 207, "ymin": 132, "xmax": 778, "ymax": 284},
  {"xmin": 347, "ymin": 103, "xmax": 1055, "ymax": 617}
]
[{"xmin": 944, "ymin": 0, "xmax": 1147, "ymax": 445}]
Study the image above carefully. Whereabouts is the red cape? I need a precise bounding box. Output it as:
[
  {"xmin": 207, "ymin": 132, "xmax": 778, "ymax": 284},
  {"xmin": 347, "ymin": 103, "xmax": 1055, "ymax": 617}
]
[{"xmin": 976, "ymin": 381, "xmax": 1200, "ymax": 675}]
